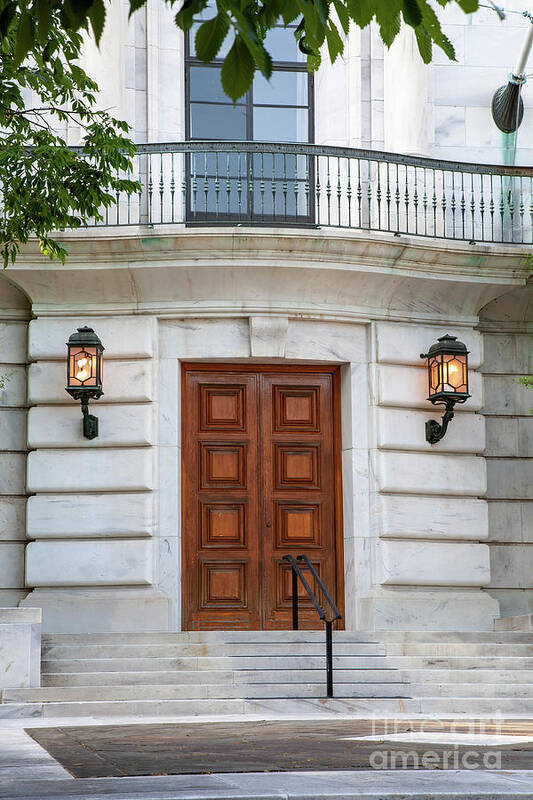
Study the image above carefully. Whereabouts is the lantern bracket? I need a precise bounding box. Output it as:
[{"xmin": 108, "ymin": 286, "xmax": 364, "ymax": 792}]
[
  {"xmin": 81, "ymin": 399, "xmax": 99, "ymax": 440},
  {"xmin": 425, "ymin": 397, "xmax": 456, "ymax": 444}
]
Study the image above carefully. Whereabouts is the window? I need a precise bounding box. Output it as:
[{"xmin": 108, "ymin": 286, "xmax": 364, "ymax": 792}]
[{"xmin": 185, "ymin": 8, "xmax": 313, "ymax": 223}]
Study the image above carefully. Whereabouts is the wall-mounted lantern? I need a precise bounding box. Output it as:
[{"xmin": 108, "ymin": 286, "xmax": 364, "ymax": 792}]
[
  {"xmin": 420, "ymin": 334, "xmax": 470, "ymax": 444},
  {"xmin": 65, "ymin": 326, "xmax": 104, "ymax": 440}
]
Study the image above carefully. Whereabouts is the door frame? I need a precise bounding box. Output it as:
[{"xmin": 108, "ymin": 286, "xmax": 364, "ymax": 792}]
[{"xmin": 180, "ymin": 362, "xmax": 345, "ymax": 630}]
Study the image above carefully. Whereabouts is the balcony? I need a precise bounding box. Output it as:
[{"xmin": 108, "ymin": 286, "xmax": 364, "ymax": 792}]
[{"xmin": 83, "ymin": 141, "xmax": 533, "ymax": 246}]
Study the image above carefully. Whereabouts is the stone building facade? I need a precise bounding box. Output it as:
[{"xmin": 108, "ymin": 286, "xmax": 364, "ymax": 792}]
[{"xmin": 0, "ymin": 0, "xmax": 531, "ymax": 634}]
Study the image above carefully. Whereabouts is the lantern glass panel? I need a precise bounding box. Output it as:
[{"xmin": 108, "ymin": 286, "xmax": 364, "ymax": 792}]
[
  {"xmin": 443, "ymin": 354, "xmax": 467, "ymax": 393},
  {"xmin": 429, "ymin": 356, "xmax": 442, "ymax": 396},
  {"xmin": 68, "ymin": 345, "xmax": 101, "ymax": 388}
]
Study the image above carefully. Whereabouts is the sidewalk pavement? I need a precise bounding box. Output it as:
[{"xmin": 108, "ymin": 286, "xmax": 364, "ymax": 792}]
[{"xmin": 2, "ymin": 714, "xmax": 533, "ymax": 800}]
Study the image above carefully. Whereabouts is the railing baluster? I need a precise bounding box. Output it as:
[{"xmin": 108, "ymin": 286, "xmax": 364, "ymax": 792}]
[
  {"xmin": 60, "ymin": 141, "xmax": 533, "ymax": 245},
  {"xmin": 347, "ymin": 158, "xmax": 352, "ymax": 228}
]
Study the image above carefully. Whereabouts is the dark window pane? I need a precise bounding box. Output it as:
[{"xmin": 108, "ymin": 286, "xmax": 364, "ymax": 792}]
[
  {"xmin": 253, "ymin": 107, "xmax": 308, "ymax": 142},
  {"xmin": 190, "ymin": 67, "xmax": 232, "ymax": 102},
  {"xmin": 264, "ymin": 27, "xmax": 305, "ymax": 63},
  {"xmin": 191, "ymin": 152, "xmax": 247, "ymax": 177},
  {"xmin": 190, "ymin": 177, "xmax": 248, "ymax": 216},
  {"xmin": 189, "ymin": 22, "xmax": 233, "ymax": 58},
  {"xmin": 253, "ymin": 71, "xmax": 308, "ymax": 106},
  {"xmin": 191, "ymin": 103, "xmax": 247, "ymax": 140},
  {"xmin": 252, "ymin": 152, "xmax": 309, "ymax": 180},
  {"xmin": 253, "ymin": 179, "xmax": 309, "ymax": 218}
]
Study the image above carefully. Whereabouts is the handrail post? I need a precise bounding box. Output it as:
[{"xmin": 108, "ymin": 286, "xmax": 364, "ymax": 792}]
[
  {"xmin": 325, "ymin": 619, "xmax": 333, "ymax": 698},
  {"xmin": 292, "ymin": 566, "xmax": 299, "ymax": 631}
]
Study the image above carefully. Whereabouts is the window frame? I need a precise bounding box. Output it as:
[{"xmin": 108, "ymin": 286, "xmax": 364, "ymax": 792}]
[{"xmin": 184, "ymin": 21, "xmax": 315, "ymax": 225}]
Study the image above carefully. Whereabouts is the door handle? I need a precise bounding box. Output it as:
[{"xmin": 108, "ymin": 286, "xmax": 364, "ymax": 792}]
[{"xmin": 265, "ymin": 521, "xmax": 271, "ymax": 528}]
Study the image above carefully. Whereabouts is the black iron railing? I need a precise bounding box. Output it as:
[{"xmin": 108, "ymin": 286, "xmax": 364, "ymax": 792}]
[
  {"xmin": 77, "ymin": 141, "xmax": 533, "ymax": 244},
  {"xmin": 282, "ymin": 554, "xmax": 342, "ymax": 698}
]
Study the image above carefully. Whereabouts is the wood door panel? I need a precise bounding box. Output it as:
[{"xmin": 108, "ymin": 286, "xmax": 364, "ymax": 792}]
[
  {"xmin": 182, "ymin": 366, "xmax": 342, "ymax": 631},
  {"xmin": 183, "ymin": 371, "xmax": 260, "ymax": 630},
  {"xmin": 261, "ymin": 372, "xmax": 337, "ymax": 630}
]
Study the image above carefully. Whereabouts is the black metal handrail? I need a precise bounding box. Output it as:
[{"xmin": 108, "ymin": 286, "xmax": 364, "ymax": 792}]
[
  {"xmin": 282, "ymin": 554, "xmax": 342, "ymax": 698},
  {"xmin": 69, "ymin": 140, "xmax": 533, "ymax": 244}
]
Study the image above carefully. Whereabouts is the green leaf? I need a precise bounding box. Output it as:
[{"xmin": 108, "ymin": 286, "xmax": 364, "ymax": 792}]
[
  {"xmin": 346, "ymin": 0, "xmax": 373, "ymax": 28},
  {"xmin": 128, "ymin": 0, "xmax": 147, "ymax": 17},
  {"xmin": 378, "ymin": 12, "xmax": 401, "ymax": 47},
  {"xmin": 280, "ymin": 0, "xmax": 300, "ymax": 24},
  {"xmin": 221, "ymin": 34, "xmax": 254, "ymax": 102},
  {"xmin": 414, "ymin": 24, "xmax": 432, "ymax": 62},
  {"xmin": 34, "ymin": 0, "xmax": 52, "ymax": 44},
  {"xmin": 332, "ymin": 0, "xmax": 350, "ymax": 34},
  {"xmin": 457, "ymin": 0, "xmax": 478, "ymax": 12},
  {"xmin": 175, "ymin": 0, "xmax": 207, "ymax": 31},
  {"xmin": 88, "ymin": 0, "xmax": 106, "ymax": 45},
  {"xmin": 195, "ymin": 12, "xmax": 230, "ymax": 61},
  {"xmin": 402, "ymin": 0, "xmax": 422, "ymax": 27},
  {"xmin": 14, "ymin": 12, "xmax": 35, "ymax": 66},
  {"xmin": 0, "ymin": 1, "xmax": 17, "ymax": 37},
  {"xmin": 325, "ymin": 20, "xmax": 343, "ymax": 62}
]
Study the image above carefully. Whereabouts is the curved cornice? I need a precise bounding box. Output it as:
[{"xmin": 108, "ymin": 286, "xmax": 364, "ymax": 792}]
[{"xmin": 5, "ymin": 226, "xmax": 530, "ymax": 324}]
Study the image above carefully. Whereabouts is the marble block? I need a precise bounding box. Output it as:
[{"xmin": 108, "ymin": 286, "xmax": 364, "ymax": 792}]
[
  {"xmin": 0, "ymin": 323, "xmax": 27, "ymax": 364},
  {"xmin": 376, "ymin": 407, "xmax": 485, "ymax": 453},
  {"xmin": 0, "ymin": 453, "xmax": 26, "ymax": 495},
  {"xmin": 28, "ymin": 360, "xmax": 153, "ymax": 404},
  {"xmin": 377, "ymin": 539, "xmax": 490, "ymax": 586},
  {"xmin": 26, "ymin": 539, "xmax": 153, "ymax": 586},
  {"xmin": 483, "ymin": 376, "xmax": 533, "ymax": 417},
  {"xmin": 248, "ymin": 316, "xmax": 288, "ymax": 357},
  {"xmin": 0, "ymin": 409, "xmax": 26, "ymax": 452},
  {"xmin": 0, "ymin": 365, "xmax": 27, "ymax": 407},
  {"xmin": 28, "ymin": 316, "xmax": 154, "ymax": 360},
  {"xmin": 159, "ymin": 318, "xmax": 250, "ymax": 359},
  {"xmin": 376, "ymin": 451, "xmax": 487, "ymax": 496},
  {"xmin": 27, "ymin": 448, "xmax": 153, "ymax": 492},
  {"xmin": 482, "ymin": 333, "xmax": 533, "ymax": 375},
  {"xmin": 377, "ymin": 495, "xmax": 488, "ymax": 540},
  {"xmin": 375, "ymin": 322, "xmax": 482, "ymax": 369},
  {"xmin": 376, "ymin": 364, "xmax": 483, "ymax": 411},
  {"xmin": 0, "ymin": 542, "xmax": 25, "ymax": 588},
  {"xmin": 285, "ymin": 320, "xmax": 367, "ymax": 363},
  {"xmin": 20, "ymin": 588, "xmax": 170, "ymax": 633},
  {"xmin": 361, "ymin": 588, "xmax": 499, "ymax": 631},
  {"xmin": 0, "ymin": 607, "xmax": 41, "ymax": 688},
  {"xmin": 27, "ymin": 404, "xmax": 153, "ymax": 448},
  {"xmin": 487, "ymin": 458, "xmax": 533, "ymax": 500},
  {"xmin": 489, "ymin": 544, "xmax": 533, "ymax": 590},
  {"xmin": 27, "ymin": 493, "xmax": 153, "ymax": 538},
  {"xmin": 488, "ymin": 501, "xmax": 532, "ymax": 544},
  {"xmin": 0, "ymin": 497, "xmax": 26, "ymax": 541}
]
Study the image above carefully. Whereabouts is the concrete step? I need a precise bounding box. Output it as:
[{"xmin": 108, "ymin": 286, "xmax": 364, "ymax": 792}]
[
  {"xmin": 388, "ymin": 655, "xmax": 533, "ymax": 670},
  {"xmin": 400, "ymin": 668, "xmax": 533, "ymax": 683},
  {"xmin": 41, "ymin": 655, "xmax": 388, "ymax": 673},
  {"xmin": 380, "ymin": 630, "xmax": 533, "ymax": 643},
  {"xmin": 386, "ymin": 642, "xmax": 533, "ymax": 656},
  {"xmin": 3, "ymin": 682, "xmax": 409, "ymax": 703},
  {"xmin": 42, "ymin": 642, "xmax": 386, "ymax": 659},
  {"xmin": 403, "ymin": 682, "xmax": 533, "ymax": 698},
  {"xmin": 41, "ymin": 630, "xmax": 376, "ymax": 645},
  {"xmin": 42, "ymin": 667, "xmax": 402, "ymax": 687}
]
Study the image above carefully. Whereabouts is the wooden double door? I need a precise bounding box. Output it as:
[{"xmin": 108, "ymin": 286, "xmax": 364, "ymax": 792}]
[{"xmin": 182, "ymin": 365, "xmax": 343, "ymax": 630}]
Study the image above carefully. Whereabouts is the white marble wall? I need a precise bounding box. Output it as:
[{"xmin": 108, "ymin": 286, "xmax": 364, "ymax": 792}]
[
  {"xmin": 368, "ymin": 320, "xmax": 499, "ymax": 631},
  {"xmin": 21, "ymin": 315, "xmax": 170, "ymax": 633},
  {"xmin": 479, "ymin": 291, "xmax": 533, "ymax": 617},
  {"xmin": 15, "ymin": 306, "xmax": 509, "ymax": 633},
  {"xmin": 0, "ymin": 279, "xmax": 29, "ymax": 607}
]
